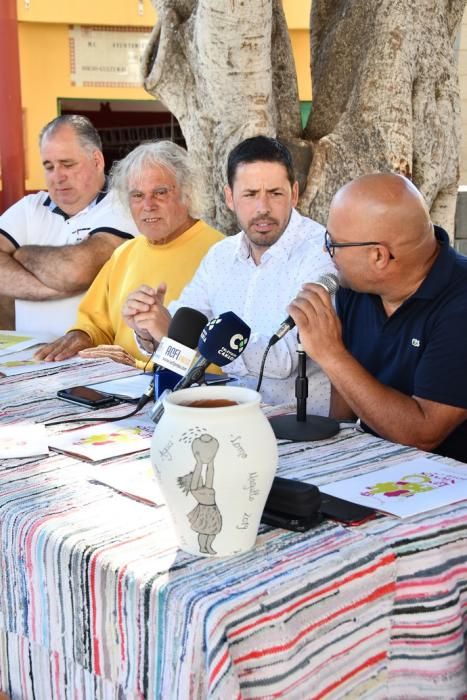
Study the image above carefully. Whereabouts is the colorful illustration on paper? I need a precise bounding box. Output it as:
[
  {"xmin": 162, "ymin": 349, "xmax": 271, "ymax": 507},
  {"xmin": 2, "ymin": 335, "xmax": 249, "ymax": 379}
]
[
  {"xmin": 0, "ymin": 348, "xmax": 82, "ymax": 376},
  {"xmin": 319, "ymin": 457, "xmax": 467, "ymax": 518},
  {"xmin": 178, "ymin": 433, "xmax": 222, "ymax": 555},
  {"xmin": 1, "ymin": 359, "xmax": 37, "ymax": 369},
  {"xmin": 0, "ymin": 333, "xmax": 31, "ymax": 351},
  {"xmin": 48, "ymin": 418, "xmax": 154, "ymax": 461},
  {"xmin": 362, "ymin": 471, "xmax": 456, "ymax": 499},
  {"xmin": 75, "ymin": 425, "xmax": 153, "ymax": 447}
]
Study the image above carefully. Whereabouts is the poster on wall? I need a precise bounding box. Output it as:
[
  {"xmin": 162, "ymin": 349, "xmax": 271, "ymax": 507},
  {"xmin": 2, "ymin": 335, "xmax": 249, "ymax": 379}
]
[{"xmin": 69, "ymin": 25, "xmax": 152, "ymax": 87}]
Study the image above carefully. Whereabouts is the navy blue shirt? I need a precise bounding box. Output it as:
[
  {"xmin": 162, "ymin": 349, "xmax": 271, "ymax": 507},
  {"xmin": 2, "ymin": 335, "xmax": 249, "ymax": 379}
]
[{"xmin": 336, "ymin": 227, "xmax": 467, "ymax": 463}]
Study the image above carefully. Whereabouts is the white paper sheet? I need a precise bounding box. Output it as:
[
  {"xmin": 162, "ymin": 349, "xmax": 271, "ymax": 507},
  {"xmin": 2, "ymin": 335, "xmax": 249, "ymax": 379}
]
[
  {"xmin": 0, "ymin": 332, "xmax": 53, "ymax": 358},
  {"xmin": 0, "ymin": 423, "xmax": 49, "ymax": 458},
  {"xmin": 48, "ymin": 416, "xmax": 154, "ymax": 462},
  {"xmin": 88, "ymin": 456, "xmax": 164, "ymax": 506},
  {"xmin": 0, "ymin": 347, "xmax": 83, "ymax": 376},
  {"xmin": 320, "ymin": 457, "xmax": 467, "ymax": 518},
  {"xmin": 89, "ymin": 373, "xmax": 152, "ymax": 400}
]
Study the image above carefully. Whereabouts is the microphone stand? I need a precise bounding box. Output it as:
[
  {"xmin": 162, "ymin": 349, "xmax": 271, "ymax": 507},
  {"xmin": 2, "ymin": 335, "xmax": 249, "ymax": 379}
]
[{"xmin": 269, "ymin": 335, "xmax": 339, "ymax": 441}]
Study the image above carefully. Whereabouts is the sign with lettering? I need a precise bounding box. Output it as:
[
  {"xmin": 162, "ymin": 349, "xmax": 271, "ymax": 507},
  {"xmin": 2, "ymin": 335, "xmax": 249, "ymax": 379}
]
[
  {"xmin": 153, "ymin": 337, "xmax": 197, "ymax": 376},
  {"xmin": 69, "ymin": 25, "xmax": 152, "ymax": 87}
]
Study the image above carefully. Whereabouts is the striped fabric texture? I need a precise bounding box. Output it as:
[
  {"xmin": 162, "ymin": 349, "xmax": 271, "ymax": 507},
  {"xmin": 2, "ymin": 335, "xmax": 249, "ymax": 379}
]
[{"xmin": 0, "ymin": 361, "xmax": 465, "ymax": 699}]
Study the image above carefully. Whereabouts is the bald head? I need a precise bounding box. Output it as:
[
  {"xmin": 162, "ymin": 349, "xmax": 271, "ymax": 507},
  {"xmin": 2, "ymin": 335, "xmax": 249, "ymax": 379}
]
[
  {"xmin": 328, "ymin": 173, "xmax": 433, "ymax": 250},
  {"xmin": 327, "ymin": 173, "xmax": 439, "ymax": 302}
]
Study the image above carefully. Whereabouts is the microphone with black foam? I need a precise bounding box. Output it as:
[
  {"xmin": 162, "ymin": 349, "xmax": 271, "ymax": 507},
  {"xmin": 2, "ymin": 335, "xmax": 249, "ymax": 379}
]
[
  {"xmin": 268, "ymin": 272, "xmax": 339, "ymax": 346},
  {"xmin": 135, "ymin": 306, "xmax": 208, "ymax": 410},
  {"xmin": 150, "ymin": 311, "xmax": 251, "ymax": 423}
]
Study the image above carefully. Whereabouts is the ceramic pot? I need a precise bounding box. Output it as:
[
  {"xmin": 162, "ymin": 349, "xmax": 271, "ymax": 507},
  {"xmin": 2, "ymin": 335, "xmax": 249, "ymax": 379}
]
[{"xmin": 151, "ymin": 386, "xmax": 278, "ymax": 557}]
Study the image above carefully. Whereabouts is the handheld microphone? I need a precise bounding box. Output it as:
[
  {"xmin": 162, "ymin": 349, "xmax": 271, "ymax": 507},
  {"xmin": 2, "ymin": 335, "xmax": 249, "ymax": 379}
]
[
  {"xmin": 269, "ymin": 272, "xmax": 339, "ymax": 346},
  {"xmin": 135, "ymin": 307, "xmax": 208, "ymax": 410}
]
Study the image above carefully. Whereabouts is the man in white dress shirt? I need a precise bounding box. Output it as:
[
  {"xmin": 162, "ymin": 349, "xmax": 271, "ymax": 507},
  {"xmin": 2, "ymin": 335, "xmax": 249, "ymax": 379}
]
[{"xmin": 122, "ymin": 136, "xmax": 333, "ymax": 412}]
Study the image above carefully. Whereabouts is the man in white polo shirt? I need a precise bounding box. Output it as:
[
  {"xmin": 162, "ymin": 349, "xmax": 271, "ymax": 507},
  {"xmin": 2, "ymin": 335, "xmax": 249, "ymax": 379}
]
[{"xmin": 0, "ymin": 115, "xmax": 138, "ymax": 338}]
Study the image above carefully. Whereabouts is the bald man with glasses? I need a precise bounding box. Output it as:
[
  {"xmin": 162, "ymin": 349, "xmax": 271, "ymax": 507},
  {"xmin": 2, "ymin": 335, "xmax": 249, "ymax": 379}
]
[
  {"xmin": 324, "ymin": 230, "xmax": 394, "ymax": 260},
  {"xmin": 288, "ymin": 173, "xmax": 467, "ymax": 463}
]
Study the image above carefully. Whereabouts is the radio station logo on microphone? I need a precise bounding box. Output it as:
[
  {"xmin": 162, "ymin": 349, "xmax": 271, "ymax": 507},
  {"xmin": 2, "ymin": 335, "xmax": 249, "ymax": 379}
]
[
  {"xmin": 154, "ymin": 337, "xmax": 197, "ymax": 375},
  {"xmin": 201, "ymin": 317, "xmax": 222, "ymax": 343},
  {"xmin": 206, "ymin": 318, "xmax": 222, "ymax": 331},
  {"xmin": 217, "ymin": 333, "xmax": 248, "ymax": 363},
  {"xmin": 230, "ymin": 334, "xmax": 248, "ymax": 351},
  {"xmin": 164, "ymin": 344, "xmax": 192, "ymax": 365}
]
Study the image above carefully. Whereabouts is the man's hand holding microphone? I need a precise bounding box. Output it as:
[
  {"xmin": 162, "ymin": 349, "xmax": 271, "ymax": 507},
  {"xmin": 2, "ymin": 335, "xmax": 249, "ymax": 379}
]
[{"xmin": 286, "ymin": 276, "xmax": 343, "ymax": 368}]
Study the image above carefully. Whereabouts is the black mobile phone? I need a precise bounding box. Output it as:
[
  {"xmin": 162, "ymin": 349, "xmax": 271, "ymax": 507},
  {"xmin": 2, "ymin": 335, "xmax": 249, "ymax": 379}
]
[
  {"xmin": 319, "ymin": 492, "xmax": 376, "ymax": 524},
  {"xmin": 56, "ymin": 386, "xmax": 120, "ymax": 408}
]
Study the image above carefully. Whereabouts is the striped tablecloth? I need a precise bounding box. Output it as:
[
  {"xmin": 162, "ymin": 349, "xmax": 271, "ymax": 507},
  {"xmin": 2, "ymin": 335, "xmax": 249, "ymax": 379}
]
[{"xmin": 0, "ymin": 360, "xmax": 466, "ymax": 699}]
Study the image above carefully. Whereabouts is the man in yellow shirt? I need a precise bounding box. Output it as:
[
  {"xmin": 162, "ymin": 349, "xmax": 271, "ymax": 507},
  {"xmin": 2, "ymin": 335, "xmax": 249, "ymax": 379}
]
[{"xmin": 35, "ymin": 141, "xmax": 223, "ymax": 367}]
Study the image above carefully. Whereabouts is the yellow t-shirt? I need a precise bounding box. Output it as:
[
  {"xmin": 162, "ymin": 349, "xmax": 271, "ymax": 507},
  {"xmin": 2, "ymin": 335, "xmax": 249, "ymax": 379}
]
[{"xmin": 70, "ymin": 220, "xmax": 224, "ymax": 362}]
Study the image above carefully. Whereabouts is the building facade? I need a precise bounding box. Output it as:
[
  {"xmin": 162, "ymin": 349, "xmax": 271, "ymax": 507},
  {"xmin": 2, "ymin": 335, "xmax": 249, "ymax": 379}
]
[
  {"xmin": 2, "ymin": 0, "xmax": 311, "ymax": 195},
  {"xmin": 2, "ymin": 0, "xmax": 466, "ymax": 252}
]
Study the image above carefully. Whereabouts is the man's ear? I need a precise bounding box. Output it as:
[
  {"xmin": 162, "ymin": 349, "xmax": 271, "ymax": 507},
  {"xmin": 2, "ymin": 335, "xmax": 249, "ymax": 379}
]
[
  {"xmin": 373, "ymin": 244, "xmax": 392, "ymax": 270},
  {"xmin": 224, "ymin": 184, "xmax": 235, "ymax": 212},
  {"xmin": 93, "ymin": 149, "xmax": 105, "ymax": 171},
  {"xmin": 291, "ymin": 181, "xmax": 299, "ymax": 207}
]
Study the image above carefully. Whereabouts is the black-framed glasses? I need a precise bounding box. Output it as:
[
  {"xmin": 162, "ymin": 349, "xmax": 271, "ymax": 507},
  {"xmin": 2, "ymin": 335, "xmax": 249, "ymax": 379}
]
[{"xmin": 324, "ymin": 230, "xmax": 382, "ymax": 258}]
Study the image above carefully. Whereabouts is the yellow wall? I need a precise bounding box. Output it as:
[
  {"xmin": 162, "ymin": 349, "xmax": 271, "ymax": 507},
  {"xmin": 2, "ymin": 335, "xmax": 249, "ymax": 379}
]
[
  {"xmin": 282, "ymin": 1, "xmax": 311, "ymax": 29},
  {"xmin": 18, "ymin": 21, "xmax": 155, "ymax": 189},
  {"xmin": 290, "ymin": 30, "xmax": 312, "ymax": 101},
  {"xmin": 18, "ymin": 0, "xmax": 309, "ymax": 28},
  {"xmin": 283, "ymin": 0, "xmax": 312, "ymax": 100},
  {"xmin": 17, "ymin": 0, "xmax": 156, "ymax": 26},
  {"xmin": 16, "ymin": 0, "xmax": 312, "ymax": 190}
]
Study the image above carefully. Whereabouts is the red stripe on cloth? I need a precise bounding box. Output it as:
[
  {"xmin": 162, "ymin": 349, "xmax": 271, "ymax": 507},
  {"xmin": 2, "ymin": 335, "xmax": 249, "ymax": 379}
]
[
  {"xmin": 89, "ymin": 554, "xmax": 101, "ymax": 675},
  {"xmin": 315, "ymin": 651, "xmax": 388, "ymax": 699},
  {"xmin": 208, "ymin": 532, "xmax": 349, "ymax": 639},
  {"xmin": 392, "ymin": 611, "xmax": 460, "ymax": 631},
  {"xmin": 393, "ymin": 629, "xmax": 463, "ymax": 648},
  {"xmin": 117, "ymin": 564, "xmax": 128, "ymax": 662},
  {"xmin": 230, "ymin": 552, "xmax": 395, "ymax": 641},
  {"xmin": 233, "ymin": 581, "xmax": 395, "ymax": 664},
  {"xmin": 395, "ymin": 564, "xmax": 467, "ymax": 599},
  {"xmin": 260, "ymin": 626, "xmax": 388, "ymax": 698},
  {"xmin": 209, "ymin": 648, "xmax": 230, "ymax": 688}
]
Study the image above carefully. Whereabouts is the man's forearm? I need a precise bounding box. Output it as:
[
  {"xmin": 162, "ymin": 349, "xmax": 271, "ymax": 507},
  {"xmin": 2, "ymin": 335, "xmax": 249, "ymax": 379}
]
[
  {"xmin": 0, "ymin": 250, "xmax": 65, "ymax": 300},
  {"xmin": 288, "ymin": 285, "xmax": 464, "ymax": 451},
  {"xmin": 14, "ymin": 234, "xmax": 121, "ymax": 294},
  {"xmin": 323, "ymin": 350, "xmax": 434, "ymax": 447},
  {"xmin": 329, "ymin": 385, "xmax": 356, "ymax": 421}
]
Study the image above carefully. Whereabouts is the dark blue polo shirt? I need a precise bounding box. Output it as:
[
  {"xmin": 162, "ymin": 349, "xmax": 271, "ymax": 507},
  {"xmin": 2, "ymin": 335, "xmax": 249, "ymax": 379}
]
[{"xmin": 336, "ymin": 226, "xmax": 467, "ymax": 463}]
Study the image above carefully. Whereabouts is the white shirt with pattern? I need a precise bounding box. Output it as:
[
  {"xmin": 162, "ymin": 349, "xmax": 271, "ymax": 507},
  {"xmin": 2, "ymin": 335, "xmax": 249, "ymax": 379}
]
[{"xmin": 169, "ymin": 209, "xmax": 334, "ymax": 414}]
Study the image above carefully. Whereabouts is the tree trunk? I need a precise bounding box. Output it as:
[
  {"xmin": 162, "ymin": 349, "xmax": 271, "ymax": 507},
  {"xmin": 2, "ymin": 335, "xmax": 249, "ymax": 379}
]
[
  {"xmin": 143, "ymin": 0, "xmax": 467, "ymax": 235},
  {"xmin": 304, "ymin": 0, "xmax": 466, "ymax": 233},
  {"xmin": 143, "ymin": 0, "xmax": 302, "ymax": 233}
]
